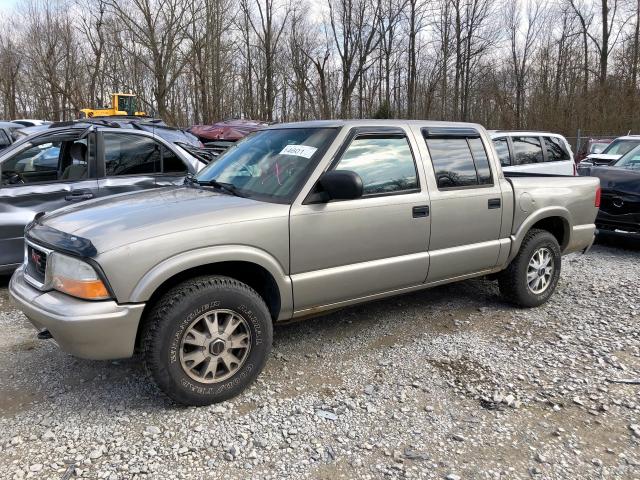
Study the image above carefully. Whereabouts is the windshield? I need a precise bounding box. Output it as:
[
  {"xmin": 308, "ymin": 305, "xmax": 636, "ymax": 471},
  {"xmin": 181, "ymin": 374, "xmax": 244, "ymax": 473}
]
[
  {"xmin": 602, "ymin": 139, "xmax": 640, "ymax": 156},
  {"xmin": 589, "ymin": 142, "xmax": 609, "ymax": 154},
  {"xmin": 195, "ymin": 127, "xmax": 337, "ymax": 203},
  {"xmin": 613, "ymin": 145, "xmax": 640, "ymax": 169}
]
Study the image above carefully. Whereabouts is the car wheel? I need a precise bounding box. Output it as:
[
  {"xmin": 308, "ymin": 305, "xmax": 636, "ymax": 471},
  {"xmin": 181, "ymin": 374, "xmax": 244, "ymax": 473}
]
[
  {"xmin": 142, "ymin": 275, "xmax": 272, "ymax": 406},
  {"xmin": 498, "ymin": 229, "xmax": 561, "ymax": 308}
]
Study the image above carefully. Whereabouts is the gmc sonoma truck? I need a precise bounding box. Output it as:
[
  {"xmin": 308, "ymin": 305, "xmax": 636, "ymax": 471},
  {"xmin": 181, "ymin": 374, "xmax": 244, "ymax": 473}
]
[{"xmin": 9, "ymin": 120, "xmax": 600, "ymax": 406}]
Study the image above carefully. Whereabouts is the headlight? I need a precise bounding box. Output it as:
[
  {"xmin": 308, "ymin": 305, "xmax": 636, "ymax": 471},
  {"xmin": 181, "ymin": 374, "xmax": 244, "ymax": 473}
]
[{"xmin": 47, "ymin": 252, "xmax": 110, "ymax": 300}]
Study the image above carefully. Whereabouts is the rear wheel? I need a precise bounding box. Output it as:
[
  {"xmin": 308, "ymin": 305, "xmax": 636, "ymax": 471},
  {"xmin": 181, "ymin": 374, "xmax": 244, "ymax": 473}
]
[
  {"xmin": 142, "ymin": 276, "xmax": 272, "ymax": 405},
  {"xmin": 498, "ymin": 229, "xmax": 561, "ymax": 307}
]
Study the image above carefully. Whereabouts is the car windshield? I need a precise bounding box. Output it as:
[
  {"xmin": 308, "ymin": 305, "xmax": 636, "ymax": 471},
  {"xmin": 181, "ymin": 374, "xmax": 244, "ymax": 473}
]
[
  {"xmin": 589, "ymin": 142, "xmax": 610, "ymax": 154},
  {"xmin": 194, "ymin": 127, "xmax": 337, "ymax": 203},
  {"xmin": 613, "ymin": 145, "xmax": 640, "ymax": 169},
  {"xmin": 602, "ymin": 139, "xmax": 640, "ymax": 156}
]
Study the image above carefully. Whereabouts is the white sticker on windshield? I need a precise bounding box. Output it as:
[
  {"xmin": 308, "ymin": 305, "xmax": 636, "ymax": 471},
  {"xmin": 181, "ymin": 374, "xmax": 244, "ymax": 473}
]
[{"xmin": 279, "ymin": 144, "xmax": 318, "ymax": 159}]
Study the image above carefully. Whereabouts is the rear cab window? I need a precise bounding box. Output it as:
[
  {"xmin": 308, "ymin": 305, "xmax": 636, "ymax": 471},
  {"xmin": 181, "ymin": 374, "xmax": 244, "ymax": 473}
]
[{"xmin": 422, "ymin": 128, "xmax": 493, "ymax": 189}]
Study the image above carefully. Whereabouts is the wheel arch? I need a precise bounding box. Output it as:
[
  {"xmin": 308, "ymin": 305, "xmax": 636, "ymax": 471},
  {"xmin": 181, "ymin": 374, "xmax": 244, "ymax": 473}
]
[
  {"xmin": 130, "ymin": 246, "xmax": 293, "ymax": 321},
  {"xmin": 509, "ymin": 208, "xmax": 571, "ymax": 261}
]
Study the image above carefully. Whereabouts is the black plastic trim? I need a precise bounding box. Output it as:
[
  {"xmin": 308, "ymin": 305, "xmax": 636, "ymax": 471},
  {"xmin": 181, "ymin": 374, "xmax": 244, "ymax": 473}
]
[
  {"xmin": 25, "ymin": 224, "xmax": 97, "ymax": 257},
  {"xmin": 422, "ymin": 127, "xmax": 481, "ymax": 138}
]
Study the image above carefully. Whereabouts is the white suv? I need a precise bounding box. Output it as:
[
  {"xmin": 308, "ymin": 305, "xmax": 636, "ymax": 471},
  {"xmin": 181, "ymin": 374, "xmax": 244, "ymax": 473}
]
[{"xmin": 489, "ymin": 131, "xmax": 575, "ymax": 176}]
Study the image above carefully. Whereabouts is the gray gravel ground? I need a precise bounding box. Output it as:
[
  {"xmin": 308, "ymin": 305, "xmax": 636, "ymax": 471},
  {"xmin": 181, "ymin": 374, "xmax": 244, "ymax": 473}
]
[{"xmin": 0, "ymin": 236, "xmax": 639, "ymax": 480}]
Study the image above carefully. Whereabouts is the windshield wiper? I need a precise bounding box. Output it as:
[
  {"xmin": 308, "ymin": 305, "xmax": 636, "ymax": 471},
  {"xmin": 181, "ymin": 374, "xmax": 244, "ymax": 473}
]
[{"xmin": 184, "ymin": 175, "xmax": 245, "ymax": 197}]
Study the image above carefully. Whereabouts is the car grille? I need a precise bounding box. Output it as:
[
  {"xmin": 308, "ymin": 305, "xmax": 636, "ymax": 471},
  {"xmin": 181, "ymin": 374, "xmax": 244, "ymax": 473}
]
[{"xmin": 26, "ymin": 245, "xmax": 48, "ymax": 284}]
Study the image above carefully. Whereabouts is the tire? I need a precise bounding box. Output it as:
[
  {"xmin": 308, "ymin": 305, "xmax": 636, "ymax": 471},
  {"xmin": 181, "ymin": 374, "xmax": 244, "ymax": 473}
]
[
  {"xmin": 498, "ymin": 229, "xmax": 561, "ymax": 308},
  {"xmin": 142, "ymin": 275, "xmax": 272, "ymax": 406}
]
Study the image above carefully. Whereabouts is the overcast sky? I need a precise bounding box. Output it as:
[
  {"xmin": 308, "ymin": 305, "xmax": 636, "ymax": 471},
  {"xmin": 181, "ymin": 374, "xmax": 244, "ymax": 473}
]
[{"xmin": 0, "ymin": 0, "xmax": 20, "ymax": 12}]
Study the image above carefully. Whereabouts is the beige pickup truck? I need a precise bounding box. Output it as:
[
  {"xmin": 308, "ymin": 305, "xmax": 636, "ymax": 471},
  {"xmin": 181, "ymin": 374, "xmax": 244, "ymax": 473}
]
[{"xmin": 10, "ymin": 120, "xmax": 600, "ymax": 405}]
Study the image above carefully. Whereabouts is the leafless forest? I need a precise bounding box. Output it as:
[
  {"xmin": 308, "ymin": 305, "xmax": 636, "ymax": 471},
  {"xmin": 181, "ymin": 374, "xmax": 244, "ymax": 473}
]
[{"xmin": 0, "ymin": 0, "xmax": 638, "ymax": 136}]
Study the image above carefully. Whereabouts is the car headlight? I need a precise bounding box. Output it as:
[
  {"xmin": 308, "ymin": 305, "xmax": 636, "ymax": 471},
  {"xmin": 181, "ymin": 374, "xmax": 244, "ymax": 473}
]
[{"xmin": 47, "ymin": 252, "xmax": 110, "ymax": 300}]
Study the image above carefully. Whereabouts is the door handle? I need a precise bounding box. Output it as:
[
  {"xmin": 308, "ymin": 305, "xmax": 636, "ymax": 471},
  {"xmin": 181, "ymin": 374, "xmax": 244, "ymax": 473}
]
[
  {"xmin": 412, "ymin": 205, "xmax": 429, "ymax": 218},
  {"xmin": 65, "ymin": 191, "xmax": 94, "ymax": 202},
  {"xmin": 488, "ymin": 198, "xmax": 501, "ymax": 209}
]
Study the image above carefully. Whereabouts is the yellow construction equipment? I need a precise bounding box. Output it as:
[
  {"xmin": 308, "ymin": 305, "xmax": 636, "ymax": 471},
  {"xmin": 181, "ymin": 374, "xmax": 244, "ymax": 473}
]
[{"xmin": 79, "ymin": 93, "xmax": 146, "ymax": 118}]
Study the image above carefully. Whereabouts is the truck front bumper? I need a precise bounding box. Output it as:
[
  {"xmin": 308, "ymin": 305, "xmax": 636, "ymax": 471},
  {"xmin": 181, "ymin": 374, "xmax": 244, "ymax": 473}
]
[{"xmin": 9, "ymin": 267, "xmax": 145, "ymax": 360}]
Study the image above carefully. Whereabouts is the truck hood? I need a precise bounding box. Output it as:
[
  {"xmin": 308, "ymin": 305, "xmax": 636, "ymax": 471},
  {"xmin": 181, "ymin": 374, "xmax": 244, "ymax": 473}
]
[
  {"xmin": 590, "ymin": 166, "xmax": 640, "ymax": 195},
  {"xmin": 36, "ymin": 186, "xmax": 289, "ymax": 253}
]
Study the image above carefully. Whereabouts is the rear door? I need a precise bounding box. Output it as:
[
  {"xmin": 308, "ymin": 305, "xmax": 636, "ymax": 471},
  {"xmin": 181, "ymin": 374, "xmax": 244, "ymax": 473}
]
[
  {"xmin": 0, "ymin": 132, "xmax": 98, "ymax": 270},
  {"xmin": 419, "ymin": 127, "xmax": 504, "ymax": 282}
]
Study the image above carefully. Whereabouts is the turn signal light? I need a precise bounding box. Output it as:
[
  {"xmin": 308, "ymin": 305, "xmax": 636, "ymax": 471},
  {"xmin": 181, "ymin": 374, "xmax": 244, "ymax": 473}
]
[
  {"xmin": 52, "ymin": 276, "xmax": 110, "ymax": 300},
  {"xmin": 595, "ymin": 187, "xmax": 601, "ymax": 208}
]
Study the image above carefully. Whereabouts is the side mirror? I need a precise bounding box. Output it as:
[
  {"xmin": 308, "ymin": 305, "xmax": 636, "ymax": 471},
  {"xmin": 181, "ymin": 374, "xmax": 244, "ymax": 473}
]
[{"xmin": 318, "ymin": 170, "xmax": 363, "ymax": 201}]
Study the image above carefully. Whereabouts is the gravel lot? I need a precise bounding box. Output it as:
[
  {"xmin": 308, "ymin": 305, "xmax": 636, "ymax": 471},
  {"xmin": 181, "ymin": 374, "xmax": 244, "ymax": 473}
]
[{"xmin": 1, "ymin": 237, "xmax": 639, "ymax": 480}]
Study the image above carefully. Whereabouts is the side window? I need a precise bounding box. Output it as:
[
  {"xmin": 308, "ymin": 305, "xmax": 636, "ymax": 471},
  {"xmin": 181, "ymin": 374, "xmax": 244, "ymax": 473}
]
[
  {"xmin": 104, "ymin": 133, "xmax": 160, "ymax": 176},
  {"xmin": 1, "ymin": 142, "xmax": 61, "ymax": 186},
  {"xmin": 493, "ymin": 137, "xmax": 511, "ymax": 166},
  {"xmin": 468, "ymin": 138, "xmax": 492, "ymax": 184},
  {"xmin": 162, "ymin": 146, "xmax": 188, "ymax": 174},
  {"xmin": 512, "ymin": 137, "xmax": 544, "ymax": 164},
  {"xmin": 544, "ymin": 136, "xmax": 570, "ymax": 162},
  {"xmin": 424, "ymin": 136, "xmax": 493, "ymax": 189},
  {"xmin": 0, "ymin": 130, "xmax": 11, "ymax": 148},
  {"xmin": 334, "ymin": 135, "xmax": 418, "ymax": 195}
]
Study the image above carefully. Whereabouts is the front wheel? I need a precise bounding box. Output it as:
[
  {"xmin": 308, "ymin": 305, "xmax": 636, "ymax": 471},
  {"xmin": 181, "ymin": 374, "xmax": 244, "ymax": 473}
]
[
  {"xmin": 498, "ymin": 229, "xmax": 561, "ymax": 308},
  {"xmin": 142, "ymin": 276, "xmax": 272, "ymax": 406}
]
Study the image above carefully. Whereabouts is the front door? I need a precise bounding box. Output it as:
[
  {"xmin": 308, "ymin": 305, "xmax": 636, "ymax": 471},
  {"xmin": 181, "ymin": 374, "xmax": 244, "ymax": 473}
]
[
  {"xmin": 0, "ymin": 132, "xmax": 98, "ymax": 270},
  {"xmin": 289, "ymin": 126, "xmax": 431, "ymax": 314},
  {"xmin": 418, "ymin": 127, "xmax": 503, "ymax": 282}
]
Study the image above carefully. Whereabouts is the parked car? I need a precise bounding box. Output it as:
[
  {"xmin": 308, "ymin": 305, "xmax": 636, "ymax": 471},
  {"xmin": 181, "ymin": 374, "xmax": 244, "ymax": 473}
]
[
  {"xmin": 578, "ymin": 135, "xmax": 640, "ymax": 174},
  {"xmin": 0, "ymin": 120, "xmax": 209, "ymax": 273},
  {"xmin": 0, "ymin": 121, "xmax": 24, "ymax": 151},
  {"xmin": 9, "ymin": 120, "xmax": 599, "ymax": 406},
  {"xmin": 189, "ymin": 119, "xmax": 268, "ymax": 155},
  {"xmin": 584, "ymin": 145, "xmax": 640, "ymax": 234},
  {"xmin": 489, "ymin": 131, "xmax": 576, "ymax": 175},
  {"xmin": 11, "ymin": 119, "xmax": 52, "ymax": 127},
  {"xmin": 11, "ymin": 125, "xmax": 50, "ymax": 140},
  {"xmin": 575, "ymin": 137, "xmax": 614, "ymax": 163}
]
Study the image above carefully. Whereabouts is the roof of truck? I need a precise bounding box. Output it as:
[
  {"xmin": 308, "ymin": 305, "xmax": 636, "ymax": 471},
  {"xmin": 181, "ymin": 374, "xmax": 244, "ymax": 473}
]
[
  {"xmin": 487, "ymin": 130, "xmax": 565, "ymax": 137},
  {"xmin": 270, "ymin": 119, "xmax": 485, "ymax": 129}
]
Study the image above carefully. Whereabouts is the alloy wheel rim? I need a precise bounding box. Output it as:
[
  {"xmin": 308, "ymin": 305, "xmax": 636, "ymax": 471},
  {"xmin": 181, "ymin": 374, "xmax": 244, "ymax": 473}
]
[
  {"xmin": 527, "ymin": 247, "xmax": 554, "ymax": 294},
  {"xmin": 179, "ymin": 309, "xmax": 252, "ymax": 384}
]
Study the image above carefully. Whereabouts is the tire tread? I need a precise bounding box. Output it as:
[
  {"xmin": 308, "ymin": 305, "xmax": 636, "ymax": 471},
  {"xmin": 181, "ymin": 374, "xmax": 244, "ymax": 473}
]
[{"xmin": 141, "ymin": 275, "xmax": 271, "ymax": 405}]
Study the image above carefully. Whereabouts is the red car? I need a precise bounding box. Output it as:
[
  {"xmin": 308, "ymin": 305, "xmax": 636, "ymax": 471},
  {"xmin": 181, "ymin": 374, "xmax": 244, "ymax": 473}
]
[{"xmin": 188, "ymin": 119, "xmax": 268, "ymax": 155}]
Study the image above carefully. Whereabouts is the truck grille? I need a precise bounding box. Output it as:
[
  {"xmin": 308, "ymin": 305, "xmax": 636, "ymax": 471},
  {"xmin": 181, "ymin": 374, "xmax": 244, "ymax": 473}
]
[{"xmin": 26, "ymin": 245, "xmax": 48, "ymax": 284}]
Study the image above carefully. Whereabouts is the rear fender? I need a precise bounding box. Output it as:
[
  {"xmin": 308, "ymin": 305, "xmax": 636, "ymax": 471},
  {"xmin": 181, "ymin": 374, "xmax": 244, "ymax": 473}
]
[{"xmin": 508, "ymin": 207, "xmax": 572, "ymax": 261}]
